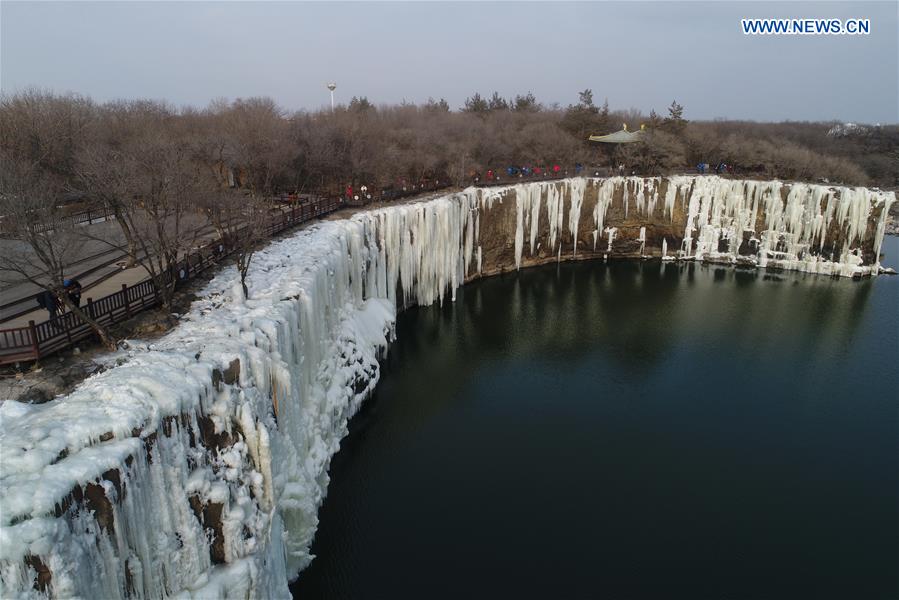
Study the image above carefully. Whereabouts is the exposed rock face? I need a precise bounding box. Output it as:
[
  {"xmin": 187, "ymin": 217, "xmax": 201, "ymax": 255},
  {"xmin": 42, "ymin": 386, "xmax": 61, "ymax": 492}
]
[
  {"xmin": 0, "ymin": 177, "xmax": 893, "ymax": 599},
  {"xmin": 469, "ymin": 177, "xmax": 894, "ymax": 280}
]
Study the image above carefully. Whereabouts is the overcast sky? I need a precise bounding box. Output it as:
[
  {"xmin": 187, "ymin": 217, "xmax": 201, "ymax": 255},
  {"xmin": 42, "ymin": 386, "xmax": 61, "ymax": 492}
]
[{"xmin": 2, "ymin": 1, "xmax": 896, "ymax": 123}]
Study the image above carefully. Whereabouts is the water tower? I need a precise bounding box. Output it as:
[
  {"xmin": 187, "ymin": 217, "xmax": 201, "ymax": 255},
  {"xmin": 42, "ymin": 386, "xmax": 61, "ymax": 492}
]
[{"xmin": 327, "ymin": 82, "xmax": 337, "ymax": 112}]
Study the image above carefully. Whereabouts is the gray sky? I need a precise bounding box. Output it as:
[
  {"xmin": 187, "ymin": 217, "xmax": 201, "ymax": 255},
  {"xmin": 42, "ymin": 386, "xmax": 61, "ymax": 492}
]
[{"xmin": 2, "ymin": 1, "xmax": 896, "ymax": 122}]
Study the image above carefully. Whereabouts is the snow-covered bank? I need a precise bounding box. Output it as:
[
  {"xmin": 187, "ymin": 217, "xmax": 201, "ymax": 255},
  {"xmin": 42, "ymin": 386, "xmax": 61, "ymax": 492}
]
[{"xmin": 0, "ymin": 177, "xmax": 894, "ymax": 598}]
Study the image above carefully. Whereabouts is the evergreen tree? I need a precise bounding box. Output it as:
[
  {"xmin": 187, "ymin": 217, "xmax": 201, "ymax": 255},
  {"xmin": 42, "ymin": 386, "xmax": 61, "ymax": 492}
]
[
  {"xmin": 424, "ymin": 97, "xmax": 451, "ymax": 112},
  {"xmin": 463, "ymin": 93, "xmax": 489, "ymax": 113},
  {"xmin": 578, "ymin": 89, "xmax": 596, "ymax": 111},
  {"xmin": 349, "ymin": 96, "xmax": 373, "ymax": 112},
  {"xmin": 488, "ymin": 92, "xmax": 510, "ymax": 111},
  {"xmin": 662, "ymin": 100, "xmax": 687, "ymax": 133},
  {"xmin": 513, "ymin": 92, "xmax": 540, "ymax": 112}
]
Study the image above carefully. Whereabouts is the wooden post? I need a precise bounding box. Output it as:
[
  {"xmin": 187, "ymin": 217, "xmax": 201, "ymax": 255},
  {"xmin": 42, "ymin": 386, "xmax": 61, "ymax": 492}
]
[
  {"xmin": 63, "ymin": 310, "xmax": 73, "ymax": 346},
  {"xmin": 86, "ymin": 297, "xmax": 94, "ymax": 320},
  {"xmin": 122, "ymin": 284, "xmax": 131, "ymax": 318},
  {"xmin": 28, "ymin": 320, "xmax": 40, "ymax": 360}
]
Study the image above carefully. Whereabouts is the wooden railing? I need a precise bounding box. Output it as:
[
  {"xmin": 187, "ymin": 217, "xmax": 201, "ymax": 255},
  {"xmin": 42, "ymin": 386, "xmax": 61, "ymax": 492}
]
[
  {"xmin": 339, "ymin": 180, "xmax": 450, "ymax": 206},
  {"xmin": 0, "ymin": 206, "xmax": 117, "ymax": 237},
  {"xmin": 0, "ymin": 196, "xmax": 344, "ymax": 366}
]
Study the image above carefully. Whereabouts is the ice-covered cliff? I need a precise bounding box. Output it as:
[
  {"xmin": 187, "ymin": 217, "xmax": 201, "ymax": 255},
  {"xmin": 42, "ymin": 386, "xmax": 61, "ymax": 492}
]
[
  {"xmin": 0, "ymin": 176, "xmax": 893, "ymax": 598},
  {"xmin": 498, "ymin": 176, "xmax": 894, "ymax": 277}
]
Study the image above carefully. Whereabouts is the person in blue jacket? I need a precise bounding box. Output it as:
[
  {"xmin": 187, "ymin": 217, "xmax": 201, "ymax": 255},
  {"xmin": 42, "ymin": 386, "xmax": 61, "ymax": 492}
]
[{"xmin": 64, "ymin": 278, "xmax": 83, "ymax": 307}]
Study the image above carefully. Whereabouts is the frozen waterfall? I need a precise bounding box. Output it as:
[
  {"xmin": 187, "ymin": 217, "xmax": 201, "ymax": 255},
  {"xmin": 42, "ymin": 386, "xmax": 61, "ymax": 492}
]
[{"xmin": 1, "ymin": 176, "xmax": 893, "ymax": 598}]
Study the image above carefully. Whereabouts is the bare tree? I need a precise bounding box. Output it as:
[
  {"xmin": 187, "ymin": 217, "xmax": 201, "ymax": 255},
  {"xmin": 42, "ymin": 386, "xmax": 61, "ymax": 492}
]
[
  {"xmin": 73, "ymin": 102, "xmax": 152, "ymax": 267},
  {"xmin": 80, "ymin": 126, "xmax": 210, "ymax": 312},
  {"xmin": 199, "ymin": 187, "xmax": 270, "ymax": 299},
  {"xmin": 0, "ymin": 89, "xmax": 94, "ymax": 180},
  {"xmin": 0, "ymin": 154, "xmax": 115, "ymax": 349},
  {"xmin": 199, "ymin": 98, "xmax": 295, "ymax": 298}
]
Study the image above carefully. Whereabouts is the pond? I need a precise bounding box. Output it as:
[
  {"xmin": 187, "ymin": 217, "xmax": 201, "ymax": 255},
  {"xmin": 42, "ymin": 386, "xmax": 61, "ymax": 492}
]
[{"xmin": 292, "ymin": 236, "xmax": 899, "ymax": 599}]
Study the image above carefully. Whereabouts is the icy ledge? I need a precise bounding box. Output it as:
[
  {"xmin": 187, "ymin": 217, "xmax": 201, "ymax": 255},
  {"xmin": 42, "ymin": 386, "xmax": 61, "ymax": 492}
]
[{"xmin": 0, "ymin": 177, "xmax": 894, "ymax": 598}]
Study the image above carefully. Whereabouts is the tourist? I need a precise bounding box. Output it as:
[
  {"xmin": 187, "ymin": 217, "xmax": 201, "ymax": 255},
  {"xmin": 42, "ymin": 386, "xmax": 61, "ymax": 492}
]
[
  {"xmin": 36, "ymin": 289, "xmax": 61, "ymax": 320},
  {"xmin": 64, "ymin": 278, "xmax": 83, "ymax": 307}
]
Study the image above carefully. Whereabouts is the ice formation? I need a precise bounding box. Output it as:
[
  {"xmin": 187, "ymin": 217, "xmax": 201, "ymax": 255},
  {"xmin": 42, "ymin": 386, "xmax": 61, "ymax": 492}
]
[
  {"xmin": 505, "ymin": 175, "xmax": 893, "ymax": 277},
  {"xmin": 0, "ymin": 187, "xmax": 508, "ymax": 598},
  {"xmin": 1, "ymin": 176, "xmax": 893, "ymax": 598}
]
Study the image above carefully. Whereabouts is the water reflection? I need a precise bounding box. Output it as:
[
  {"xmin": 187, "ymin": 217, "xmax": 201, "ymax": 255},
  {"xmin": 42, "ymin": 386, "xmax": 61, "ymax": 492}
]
[
  {"xmin": 416, "ymin": 254, "xmax": 878, "ymax": 376},
  {"xmin": 293, "ymin": 236, "xmax": 898, "ymax": 600}
]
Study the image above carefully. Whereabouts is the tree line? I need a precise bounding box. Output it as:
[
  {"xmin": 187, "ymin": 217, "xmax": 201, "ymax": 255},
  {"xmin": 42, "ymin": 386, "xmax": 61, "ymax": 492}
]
[
  {"xmin": 2, "ymin": 87, "xmax": 892, "ymax": 197},
  {"xmin": 1, "ymin": 88, "xmax": 893, "ymax": 349}
]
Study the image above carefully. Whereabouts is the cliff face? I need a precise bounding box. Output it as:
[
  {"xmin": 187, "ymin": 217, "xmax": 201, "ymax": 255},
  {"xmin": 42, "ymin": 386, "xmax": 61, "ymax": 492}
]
[
  {"xmin": 0, "ymin": 177, "xmax": 893, "ymax": 599},
  {"xmin": 469, "ymin": 176, "xmax": 894, "ymax": 280}
]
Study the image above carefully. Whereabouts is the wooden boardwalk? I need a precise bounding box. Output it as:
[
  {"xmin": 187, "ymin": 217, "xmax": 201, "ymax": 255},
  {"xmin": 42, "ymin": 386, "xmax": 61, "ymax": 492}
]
[
  {"xmin": 0, "ymin": 183, "xmax": 451, "ymax": 366},
  {"xmin": 0, "ymin": 198, "xmax": 340, "ymax": 366}
]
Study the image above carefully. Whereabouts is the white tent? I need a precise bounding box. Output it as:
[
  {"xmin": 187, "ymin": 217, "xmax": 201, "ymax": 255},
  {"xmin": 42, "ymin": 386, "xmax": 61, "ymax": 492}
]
[{"xmin": 588, "ymin": 125, "xmax": 646, "ymax": 144}]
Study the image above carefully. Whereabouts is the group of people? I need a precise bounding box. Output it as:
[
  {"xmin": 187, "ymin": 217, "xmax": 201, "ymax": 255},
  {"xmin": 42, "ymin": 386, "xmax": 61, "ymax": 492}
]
[
  {"xmin": 473, "ymin": 163, "xmax": 585, "ymax": 184},
  {"xmin": 344, "ymin": 179, "xmax": 444, "ymax": 203},
  {"xmin": 35, "ymin": 278, "xmax": 83, "ymax": 321},
  {"xmin": 344, "ymin": 184, "xmax": 372, "ymax": 203},
  {"xmin": 697, "ymin": 162, "xmax": 734, "ymax": 175}
]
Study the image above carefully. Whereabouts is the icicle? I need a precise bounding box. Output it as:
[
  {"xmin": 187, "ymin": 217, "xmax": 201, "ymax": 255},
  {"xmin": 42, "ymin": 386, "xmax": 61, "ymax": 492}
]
[
  {"xmin": 661, "ymin": 237, "xmax": 674, "ymax": 261},
  {"xmin": 568, "ymin": 178, "xmax": 586, "ymax": 255},
  {"xmin": 605, "ymin": 227, "xmax": 617, "ymax": 252},
  {"xmin": 514, "ymin": 186, "xmax": 526, "ymax": 269},
  {"xmin": 592, "ymin": 178, "xmax": 615, "ymax": 250},
  {"xmin": 3, "ymin": 176, "xmax": 893, "ymax": 599}
]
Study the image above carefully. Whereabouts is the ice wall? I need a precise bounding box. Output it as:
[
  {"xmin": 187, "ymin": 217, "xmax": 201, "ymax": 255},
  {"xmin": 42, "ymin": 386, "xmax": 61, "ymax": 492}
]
[
  {"xmin": 505, "ymin": 175, "xmax": 894, "ymax": 277},
  {"xmin": 0, "ymin": 189, "xmax": 497, "ymax": 599},
  {"xmin": 1, "ymin": 176, "xmax": 893, "ymax": 598}
]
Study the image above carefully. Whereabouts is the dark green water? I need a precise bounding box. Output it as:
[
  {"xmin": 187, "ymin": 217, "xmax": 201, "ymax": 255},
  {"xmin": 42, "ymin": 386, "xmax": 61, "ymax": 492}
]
[{"xmin": 292, "ymin": 236, "xmax": 899, "ymax": 600}]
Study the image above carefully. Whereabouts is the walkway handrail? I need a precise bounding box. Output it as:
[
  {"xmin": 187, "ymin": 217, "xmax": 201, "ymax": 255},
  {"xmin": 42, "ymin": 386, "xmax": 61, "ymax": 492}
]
[
  {"xmin": 0, "ymin": 196, "xmax": 346, "ymax": 366},
  {"xmin": 0, "ymin": 205, "xmax": 118, "ymax": 237}
]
